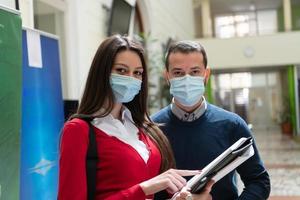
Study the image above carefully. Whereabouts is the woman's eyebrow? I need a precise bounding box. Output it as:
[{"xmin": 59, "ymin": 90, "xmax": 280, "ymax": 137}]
[
  {"xmin": 115, "ymin": 63, "xmax": 143, "ymax": 69},
  {"xmin": 114, "ymin": 63, "xmax": 129, "ymax": 68},
  {"xmin": 135, "ymin": 66, "xmax": 144, "ymax": 70}
]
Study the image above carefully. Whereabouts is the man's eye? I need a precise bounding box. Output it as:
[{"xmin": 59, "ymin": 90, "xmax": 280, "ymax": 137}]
[
  {"xmin": 191, "ymin": 70, "xmax": 201, "ymax": 75},
  {"xmin": 173, "ymin": 71, "xmax": 183, "ymax": 76}
]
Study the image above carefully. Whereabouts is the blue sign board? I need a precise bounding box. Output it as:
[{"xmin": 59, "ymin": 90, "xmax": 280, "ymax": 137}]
[{"xmin": 21, "ymin": 29, "xmax": 64, "ymax": 200}]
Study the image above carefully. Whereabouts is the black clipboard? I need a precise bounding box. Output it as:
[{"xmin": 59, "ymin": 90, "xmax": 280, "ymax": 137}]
[{"xmin": 188, "ymin": 137, "xmax": 254, "ymax": 194}]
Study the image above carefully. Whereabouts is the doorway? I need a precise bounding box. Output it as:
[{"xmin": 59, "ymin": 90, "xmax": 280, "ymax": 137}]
[{"xmin": 212, "ymin": 70, "xmax": 282, "ymax": 131}]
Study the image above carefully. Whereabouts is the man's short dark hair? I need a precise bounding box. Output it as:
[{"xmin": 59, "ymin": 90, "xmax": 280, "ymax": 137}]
[{"xmin": 165, "ymin": 41, "xmax": 208, "ymax": 70}]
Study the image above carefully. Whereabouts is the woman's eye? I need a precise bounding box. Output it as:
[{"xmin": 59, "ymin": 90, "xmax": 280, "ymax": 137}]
[
  {"xmin": 134, "ymin": 71, "xmax": 143, "ymax": 77},
  {"xmin": 116, "ymin": 68, "xmax": 127, "ymax": 74}
]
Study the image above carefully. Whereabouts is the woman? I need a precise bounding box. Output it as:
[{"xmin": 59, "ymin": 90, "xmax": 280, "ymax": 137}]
[{"xmin": 58, "ymin": 35, "xmax": 212, "ymax": 200}]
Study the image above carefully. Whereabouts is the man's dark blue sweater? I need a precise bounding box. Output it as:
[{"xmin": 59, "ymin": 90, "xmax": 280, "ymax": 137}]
[{"xmin": 152, "ymin": 103, "xmax": 270, "ymax": 200}]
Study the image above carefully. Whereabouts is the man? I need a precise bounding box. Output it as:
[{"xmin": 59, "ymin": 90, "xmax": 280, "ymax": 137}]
[{"xmin": 152, "ymin": 41, "xmax": 270, "ymax": 200}]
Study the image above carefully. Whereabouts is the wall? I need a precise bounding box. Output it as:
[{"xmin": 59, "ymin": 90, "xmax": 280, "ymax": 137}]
[
  {"xmin": 145, "ymin": 0, "xmax": 196, "ymax": 111},
  {"xmin": 148, "ymin": 0, "xmax": 195, "ymax": 41},
  {"xmin": 19, "ymin": 0, "xmax": 196, "ymax": 101},
  {"xmin": 64, "ymin": 0, "xmax": 110, "ymax": 100},
  {"xmin": 20, "ymin": 0, "xmax": 110, "ymax": 100},
  {"xmin": 61, "ymin": 0, "xmax": 196, "ymax": 101},
  {"xmin": 196, "ymin": 31, "xmax": 300, "ymax": 69}
]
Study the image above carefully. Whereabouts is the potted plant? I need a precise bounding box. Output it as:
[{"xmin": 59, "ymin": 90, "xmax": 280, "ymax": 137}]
[{"xmin": 279, "ymin": 107, "xmax": 293, "ymax": 136}]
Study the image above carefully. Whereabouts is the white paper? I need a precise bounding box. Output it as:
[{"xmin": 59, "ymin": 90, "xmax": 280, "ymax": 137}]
[{"xmin": 26, "ymin": 30, "xmax": 42, "ymax": 68}]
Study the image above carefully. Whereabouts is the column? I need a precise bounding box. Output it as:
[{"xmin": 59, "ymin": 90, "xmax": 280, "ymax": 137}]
[
  {"xmin": 283, "ymin": 0, "xmax": 292, "ymax": 31},
  {"xmin": 19, "ymin": 0, "xmax": 34, "ymax": 28},
  {"xmin": 201, "ymin": 0, "xmax": 213, "ymax": 38}
]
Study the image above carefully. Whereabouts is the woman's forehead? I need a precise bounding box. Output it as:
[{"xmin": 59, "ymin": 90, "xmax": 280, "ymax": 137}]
[{"xmin": 114, "ymin": 50, "xmax": 143, "ymax": 67}]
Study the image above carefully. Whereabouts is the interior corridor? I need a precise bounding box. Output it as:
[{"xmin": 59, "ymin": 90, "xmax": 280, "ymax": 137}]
[{"xmin": 253, "ymin": 127, "xmax": 300, "ymax": 199}]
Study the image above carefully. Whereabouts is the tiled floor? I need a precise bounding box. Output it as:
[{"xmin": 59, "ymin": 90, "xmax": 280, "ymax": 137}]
[{"xmin": 253, "ymin": 127, "xmax": 300, "ymax": 200}]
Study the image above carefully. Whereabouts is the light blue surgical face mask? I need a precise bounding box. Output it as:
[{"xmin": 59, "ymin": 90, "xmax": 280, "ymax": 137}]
[
  {"xmin": 170, "ymin": 75, "xmax": 205, "ymax": 106},
  {"xmin": 110, "ymin": 73, "xmax": 142, "ymax": 103}
]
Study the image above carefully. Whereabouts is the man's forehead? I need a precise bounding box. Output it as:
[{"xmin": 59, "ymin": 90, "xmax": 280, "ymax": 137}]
[
  {"xmin": 169, "ymin": 51, "xmax": 203, "ymax": 59},
  {"xmin": 168, "ymin": 52, "xmax": 204, "ymax": 67}
]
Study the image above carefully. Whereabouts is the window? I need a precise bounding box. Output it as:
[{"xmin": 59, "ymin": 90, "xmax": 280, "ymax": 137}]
[
  {"xmin": 215, "ymin": 10, "xmax": 277, "ymax": 38},
  {"xmin": 108, "ymin": 0, "xmax": 134, "ymax": 35}
]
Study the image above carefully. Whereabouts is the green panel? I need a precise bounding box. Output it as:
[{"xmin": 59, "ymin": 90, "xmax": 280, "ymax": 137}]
[
  {"xmin": 0, "ymin": 7, "xmax": 22, "ymax": 200},
  {"xmin": 288, "ymin": 65, "xmax": 296, "ymax": 134},
  {"xmin": 277, "ymin": 7, "xmax": 284, "ymax": 32},
  {"xmin": 205, "ymin": 75, "xmax": 215, "ymax": 104},
  {"xmin": 292, "ymin": 5, "xmax": 300, "ymax": 31},
  {"xmin": 277, "ymin": 5, "xmax": 300, "ymax": 31}
]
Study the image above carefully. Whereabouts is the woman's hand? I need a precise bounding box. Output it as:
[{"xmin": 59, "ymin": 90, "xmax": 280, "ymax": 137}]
[
  {"xmin": 174, "ymin": 180, "xmax": 214, "ymax": 200},
  {"xmin": 139, "ymin": 169, "xmax": 200, "ymax": 195}
]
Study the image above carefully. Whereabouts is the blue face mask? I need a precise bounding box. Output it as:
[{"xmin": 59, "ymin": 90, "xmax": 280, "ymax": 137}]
[
  {"xmin": 110, "ymin": 73, "xmax": 142, "ymax": 103},
  {"xmin": 170, "ymin": 75, "xmax": 205, "ymax": 106}
]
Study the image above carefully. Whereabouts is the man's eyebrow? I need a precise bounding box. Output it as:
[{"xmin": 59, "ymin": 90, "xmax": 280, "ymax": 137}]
[
  {"xmin": 171, "ymin": 67, "xmax": 184, "ymax": 71},
  {"xmin": 190, "ymin": 66, "xmax": 201, "ymax": 70}
]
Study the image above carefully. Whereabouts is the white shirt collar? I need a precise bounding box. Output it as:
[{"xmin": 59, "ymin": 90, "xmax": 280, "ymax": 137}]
[{"xmin": 92, "ymin": 106, "xmax": 150, "ymax": 163}]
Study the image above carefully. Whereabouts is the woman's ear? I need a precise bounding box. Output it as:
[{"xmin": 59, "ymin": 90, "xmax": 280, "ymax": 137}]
[{"xmin": 164, "ymin": 70, "xmax": 170, "ymax": 86}]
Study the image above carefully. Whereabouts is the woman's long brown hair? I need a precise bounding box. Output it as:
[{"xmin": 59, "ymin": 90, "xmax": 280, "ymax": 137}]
[{"xmin": 71, "ymin": 35, "xmax": 175, "ymax": 172}]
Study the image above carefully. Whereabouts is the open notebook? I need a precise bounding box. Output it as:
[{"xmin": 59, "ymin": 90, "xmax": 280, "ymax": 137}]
[{"xmin": 183, "ymin": 137, "xmax": 254, "ymax": 195}]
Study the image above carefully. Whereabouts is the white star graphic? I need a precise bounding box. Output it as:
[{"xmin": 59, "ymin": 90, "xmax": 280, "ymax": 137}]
[{"xmin": 29, "ymin": 158, "xmax": 56, "ymax": 176}]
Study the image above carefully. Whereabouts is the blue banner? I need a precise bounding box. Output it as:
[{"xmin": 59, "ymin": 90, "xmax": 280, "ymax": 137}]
[{"xmin": 21, "ymin": 29, "xmax": 64, "ymax": 200}]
